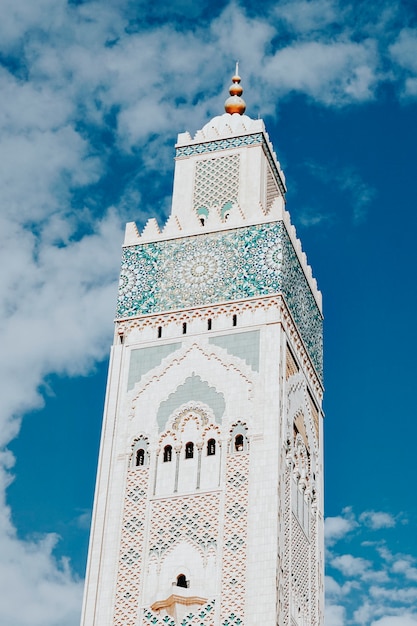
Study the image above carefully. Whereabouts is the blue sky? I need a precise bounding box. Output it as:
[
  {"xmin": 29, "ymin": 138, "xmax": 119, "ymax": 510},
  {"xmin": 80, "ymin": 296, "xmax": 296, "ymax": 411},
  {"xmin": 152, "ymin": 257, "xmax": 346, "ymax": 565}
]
[{"xmin": 1, "ymin": 0, "xmax": 417, "ymax": 624}]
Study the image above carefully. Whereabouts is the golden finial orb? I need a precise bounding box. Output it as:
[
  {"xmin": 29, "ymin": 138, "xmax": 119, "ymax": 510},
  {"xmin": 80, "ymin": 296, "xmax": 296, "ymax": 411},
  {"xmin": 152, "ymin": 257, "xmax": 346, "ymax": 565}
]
[{"xmin": 224, "ymin": 63, "xmax": 246, "ymax": 115}]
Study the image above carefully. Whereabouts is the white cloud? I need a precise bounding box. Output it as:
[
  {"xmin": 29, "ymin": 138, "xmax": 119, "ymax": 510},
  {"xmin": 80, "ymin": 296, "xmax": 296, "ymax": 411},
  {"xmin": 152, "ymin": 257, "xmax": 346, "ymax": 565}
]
[
  {"xmin": 390, "ymin": 28, "xmax": 417, "ymax": 97},
  {"xmin": 297, "ymin": 207, "xmax": 334, "ymax": 228},
  {"xmin": 331, "ymin": 553, "xmax": 372, "ymax": 577},
  {"xmin": 325, "ymin": 602, "xmax": 346, "ymax": 626},
  {"xmin": 74, "ymin": 510, "xmax": 92, "ymax": 531},
  {"xmin": 325, "ymin": 574, "xmax": 358, "ymax": 598},
  {"xmin": 0, "ymin": 469, "xmax": 83, "ymax": 626},
  {"xmin": 370, "ymin": 584, "xmax": 417, "ymax": 604},
  {"xmin": 326, "ymin": 511, "xmax": 417, "ymax": 625},
  {"xmin": 262, "ymin": 38, "xmax": 380, "ymax": 106},
  {"xmin": 325, "ymin": 509, "xmax": 357, "ymax": 545},
  {"xmin": 274, "ymin": 0, "xmax": 339, "ymax": 33},
  {"xmin": 371, "ymin": 615, "xmax": 417, "ymax": 626},
  {"xmin": 0, "ymin": 9, "xmax": 126, "ymax": 622},
  {"xmin": 353, "ymin": 600, "xmax": 375, "ymax": 625},
  {"xmin": 360, "ymin": 511, "xmax": 396, "ymax": 530},
  {"xmin": 392, "ymin": 559, "xmax": 417, "ymax": 582}
]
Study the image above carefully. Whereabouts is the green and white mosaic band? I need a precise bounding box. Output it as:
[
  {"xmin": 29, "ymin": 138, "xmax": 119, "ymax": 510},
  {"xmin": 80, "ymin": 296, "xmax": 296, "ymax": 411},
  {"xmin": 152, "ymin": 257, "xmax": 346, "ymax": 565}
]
[{"xmin": 116, "ymin": 221, "xmax": 323, "ymax": 380}]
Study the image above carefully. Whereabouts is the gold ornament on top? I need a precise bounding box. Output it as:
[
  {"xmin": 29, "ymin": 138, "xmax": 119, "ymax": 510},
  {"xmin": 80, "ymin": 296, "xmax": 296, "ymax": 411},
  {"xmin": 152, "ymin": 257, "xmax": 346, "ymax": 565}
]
[{"xmin": 224, "ymin": 62, "xmax": 246, "ymax": 115}]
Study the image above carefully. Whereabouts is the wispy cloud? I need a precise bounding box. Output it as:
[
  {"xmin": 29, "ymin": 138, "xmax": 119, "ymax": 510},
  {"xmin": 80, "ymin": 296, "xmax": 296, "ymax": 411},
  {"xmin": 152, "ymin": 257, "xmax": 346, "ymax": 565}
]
[
  {"xmin": 331, "ymin": 553, "xmax": 372, "ymax": 577},
  {"xmin": 305, "ymin": 162, "xmax": 376, "ymax": 225},
  {"xmin": 390, "ymin": 29, "xmax": 417, "ymax": 98},
  {"xmin": 326, "ymin": 507, "xmax": 417, "ymax": 625},
  {"xmin": 325, "ymin": 507, "xmax": 358, "ymax": 546},
  {"xmin": 371, "ymin": 615, "xmax": 417, "ymax": 626},
  {"xmin": 360, "ymin": 511, "xmax": 397, "ymax": 530},
  {"xmin": 297, "ymin": 206, "xmax": 334, "ymax": 228}
]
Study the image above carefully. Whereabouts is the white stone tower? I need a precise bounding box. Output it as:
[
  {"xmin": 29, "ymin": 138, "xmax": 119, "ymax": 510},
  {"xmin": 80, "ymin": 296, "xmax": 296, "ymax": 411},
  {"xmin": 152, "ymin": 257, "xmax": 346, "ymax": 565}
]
[{"xmin": 81, "ymin": 71, "xmax": 324, "ymax": 626}]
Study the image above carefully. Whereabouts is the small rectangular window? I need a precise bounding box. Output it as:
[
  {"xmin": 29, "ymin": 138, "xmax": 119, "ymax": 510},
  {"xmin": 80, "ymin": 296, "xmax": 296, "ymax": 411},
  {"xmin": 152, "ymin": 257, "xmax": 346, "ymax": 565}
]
[
  {"xmin": 182, "ymin": 322, "xmax": 187, "ymax": 334},
  {"xmin": 232, "ymin": 314, "xmax": 237, "ymax": 327},
  {"xmin": 157, "ymin": 326, "xmax": 162, "ymax": 338},
  {"xmin": 207, "ymin": 318, "xmax": 212, "ymax": 331}
]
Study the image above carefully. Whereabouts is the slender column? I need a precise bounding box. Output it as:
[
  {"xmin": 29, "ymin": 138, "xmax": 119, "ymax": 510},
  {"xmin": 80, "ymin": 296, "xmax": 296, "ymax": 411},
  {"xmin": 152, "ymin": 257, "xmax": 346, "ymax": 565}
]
[
  {"xmin": 174, "ymin": 446, "xmax": 181, "ymax": 493},
  {"xmin": 196, "ymin": 442, "xmax": 203, "ymax": 490},
  {"xmin": 152, "ymin": 446, "xmax": 159, "ymax": 496}
]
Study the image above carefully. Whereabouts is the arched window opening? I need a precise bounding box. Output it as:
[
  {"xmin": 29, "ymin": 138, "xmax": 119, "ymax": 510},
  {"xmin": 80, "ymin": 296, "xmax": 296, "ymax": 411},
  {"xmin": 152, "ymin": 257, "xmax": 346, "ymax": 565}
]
[
  {"xmin": 234, "ymin": 434, "xmax": 244, "ymax": 452},
  {"xmin": 132, "ymin": 437, "xmax": 149, "ymax": 468},
  {"xmin": 200, "ymin": 217, "xmax": 205, "ymax": 226},
  {"xmin": 230, "ymin": 423, "xmax": 248, "ymax": 454},
  {"xmin": 185, "ymin": 442, "xmax": 194, "ymax": 459},
  {"xmin": 136, "ymin": 449, "xmax": 145, "ymax": 466},
  {"xmin": 176, "ymin": 574, "xmax": 188, "ymax": 588},
  {"xmin": 207, "ymin": 438, "xmax": 216, "ymax": 456},
  {"xmin": 163, "ymin": 445, "xmax": 172, "ymax": 462}
]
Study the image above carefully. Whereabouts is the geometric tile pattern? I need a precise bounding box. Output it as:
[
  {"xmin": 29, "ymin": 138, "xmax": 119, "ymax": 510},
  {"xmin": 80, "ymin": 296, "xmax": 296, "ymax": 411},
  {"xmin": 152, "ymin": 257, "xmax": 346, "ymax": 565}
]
[
  {"xmin": 193, "ymin": 154, "xmax": 240, "ymax": 219},
  {"xmin": 117, "ymin": 222, "xmax": 323, "ymax": 380},
  {"xmin": 291, "ymin": 513, "xmax": 310, "ymax": 617},
  {"xmin": 220, "ymin": 453, "xmax": 249, "ymax": 625},
  {"xmin": 282, "ymin": 421, "xmax": 318, "ymax": 626},
  {"xmin": 221, "ymin": 614, "xmax": 243, "ymax": 626},
  {"xmin": 308, "ymin": 388, "xmax": 320, "ymax": 442},
  {"xmin": 148, "ymin": 492, "xmax": 221, "ymax": 561},
  {"xmin": 310, "ymin": 512, "xmax": 319, "ymax": 626},
  {"xmin": 175, "ymin": 133, "xmax": 286, "ymax": 196},
  {"xmin": 286, "ymin": 344, "xmax": 299, "ymax": 379},
  {"xmin": 181, "ymin": 600, "xmax": 216, "ymax": 626},
  {"xmin": 142, "ymin": 608, "xmax": 175, "ymax": 626},
  {"xmin": 113, "ymin": 469, "xmax": 149, "ymax": 626},
  {"xmin": 283, "ymin": 463, "xmax": 292, "ymax": 624},
  {"xmin": 176, "ymin": 133, "xmax": 264, "ymax": 158},
  {"xmin": 266, "ymin": 164, "xmax": 279, "ymax": 211}
]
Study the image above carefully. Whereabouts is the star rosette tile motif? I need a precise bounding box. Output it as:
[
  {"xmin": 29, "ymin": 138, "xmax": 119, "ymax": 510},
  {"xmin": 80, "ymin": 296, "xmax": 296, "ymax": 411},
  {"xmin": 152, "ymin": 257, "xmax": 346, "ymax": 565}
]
[{"xmin": 116, "ymin": 222, "xmax": 323, "ymax": 379}]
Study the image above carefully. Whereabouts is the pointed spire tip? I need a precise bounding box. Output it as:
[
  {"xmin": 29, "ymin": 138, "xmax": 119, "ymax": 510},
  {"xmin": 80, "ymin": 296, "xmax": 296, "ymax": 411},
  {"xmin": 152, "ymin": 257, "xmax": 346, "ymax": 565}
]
[{"xmin": 224, "ymin": 65, "xmax": 246, "ymax": 115}]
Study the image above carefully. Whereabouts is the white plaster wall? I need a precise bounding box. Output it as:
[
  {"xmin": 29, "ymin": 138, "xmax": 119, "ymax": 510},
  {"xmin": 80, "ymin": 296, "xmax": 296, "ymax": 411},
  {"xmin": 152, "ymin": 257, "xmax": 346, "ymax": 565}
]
[
  {"xmin": 82, "ymin": 299, "xmax": 324, "ymax": 626},
  {"xmin": 244, "ymin": 323, "xmax": 283, "ymax": 625},
  {"xmin": 170, "ymin": 144, "xmax": 281, "ymax": 236},
  {"xmin": 80, "ymin": 344, "xmax": 133, "ymax": 625}
]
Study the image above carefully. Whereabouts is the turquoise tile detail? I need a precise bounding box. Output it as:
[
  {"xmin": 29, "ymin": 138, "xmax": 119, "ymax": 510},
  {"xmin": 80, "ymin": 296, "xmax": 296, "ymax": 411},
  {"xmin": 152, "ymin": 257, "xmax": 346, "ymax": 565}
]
[
  {"xmin": 128, "ymin": 343, "xmax": 181, "ymax": 391},
  {"xmin": 117, "ymin": 222, "xmax": 323, "ymax": 380},
  {"xmin": 157, "ymin": 374, "xmax": 225, "ymax": 431},
  {"xmin": 175, "ymin": 133, "xmax": 263, "ymax": 158},
  {"xmin": 209, "ymin": 331, "xmax": 260, "ymax": 372},
  {"xmin": 176, "ymin": 133, "xmax": 286, "ymax": 196}
]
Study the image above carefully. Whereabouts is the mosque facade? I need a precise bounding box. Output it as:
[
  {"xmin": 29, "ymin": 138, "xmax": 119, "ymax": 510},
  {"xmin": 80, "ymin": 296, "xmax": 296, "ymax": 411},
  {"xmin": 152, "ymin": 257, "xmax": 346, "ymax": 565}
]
[{"xmin": 80, "ymin": 72, "xmax": 325, "ymax": 626}]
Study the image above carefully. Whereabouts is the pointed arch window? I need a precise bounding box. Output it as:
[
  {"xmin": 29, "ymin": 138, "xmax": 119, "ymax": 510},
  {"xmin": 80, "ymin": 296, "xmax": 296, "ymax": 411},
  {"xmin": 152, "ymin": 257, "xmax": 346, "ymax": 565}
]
[
  {"xmin": 230, "ymin": 423, "xmax": 248, "ymax": 454},
  {"xmin": 131, "ymin": 436, "xmax": 149, "ymax": 468},
  {"xmin": 136, "ymin": 449, "xmax": 145, "ymax": 466},
  {"xmin": 207, "ymin": 438, "xmax": 216, "ymax": 456},
  {"xmin": 185, "ymin": 442, "xmax": 194, "ymax": 459},
  {"xmin": 234, "ymin": 434, "xmax": 244, "ymax": 452},
  {"xmin": 163, "ymin": 445, "xmax": 172, "ymax": 462},
  {"xmin": 176, "ymin": 574, "xmax": 188, "ymax": 588}
]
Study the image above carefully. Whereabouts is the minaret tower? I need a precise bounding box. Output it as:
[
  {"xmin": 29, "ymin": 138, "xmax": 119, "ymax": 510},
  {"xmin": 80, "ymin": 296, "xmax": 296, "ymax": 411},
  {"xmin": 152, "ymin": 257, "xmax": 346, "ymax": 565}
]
[{"xmin": 81, "ymin": 71, "xmax": 325, "ymax": 626}]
